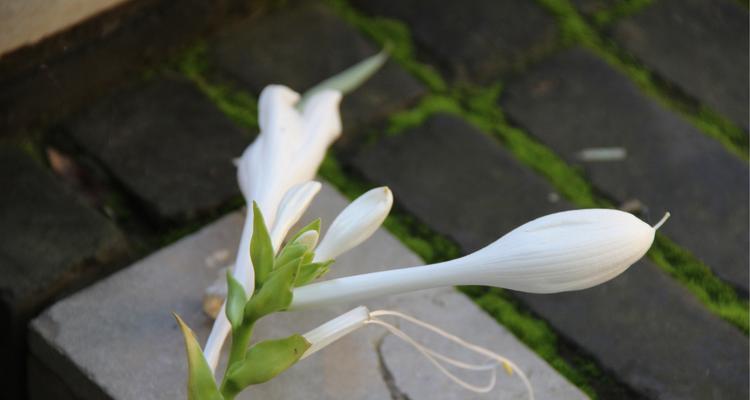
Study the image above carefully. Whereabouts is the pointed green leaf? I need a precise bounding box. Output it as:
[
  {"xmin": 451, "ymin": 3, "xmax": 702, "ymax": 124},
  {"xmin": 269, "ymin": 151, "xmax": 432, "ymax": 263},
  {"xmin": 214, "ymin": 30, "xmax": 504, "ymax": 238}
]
[
  {"xmin": 225, "ymin": 270, "xmax": 247, "ymax": 330},
  {"xmin": 250, "ymin": 202, "xmax": 274, "ymax": 287},
  {"xmin": 224, "ymin": 334, "xmax": 311, "ymax": 392},
  {"xmin": 174, "ymin": 314, "xmax": 223, "ymax": 400},
  {"xmin": 244, "ymin": 256, "xmax": 302, "ymax": 322},
  {"xmin": 295, "ymin": 259, "xmax": 334, "ymax": 287},
  {"xmin": 297, "ymin": 50, "xmax": 388, "ymax": 110},
  {"xmin": 286, "ymin": 218, "xmax": 321, "ymax": 244}
]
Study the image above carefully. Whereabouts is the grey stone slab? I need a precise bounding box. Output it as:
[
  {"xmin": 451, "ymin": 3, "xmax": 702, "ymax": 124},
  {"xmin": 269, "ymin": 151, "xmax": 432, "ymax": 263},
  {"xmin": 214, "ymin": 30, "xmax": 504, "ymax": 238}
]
[
  {"xmin": 0, "ymin": 147, "xmax": 126, "ymax": 399},
  {"xmin": 501, "ymin": 47, "xmax": 749, "ymax": 293},
  {"xmin": 210, "ymin": 1, "xmax": 426, "ymax": 150},
  {"xmin": 352, "ymin": 114, "xmax": 750, "ymax": 399},
  {"xmin": 613, "ymin": 0, "xmax": 749, "ymax": 130},
  {"xmin": 350, "ymin": 0, "xmax": 558, "ymax": 83},
  {"xmin": 29, "ymin": 183, "xmax": 585, "ymax": 399},
  {"xmin": 66, "ymin": 76, "xmax": 248, "ymax": 221}
]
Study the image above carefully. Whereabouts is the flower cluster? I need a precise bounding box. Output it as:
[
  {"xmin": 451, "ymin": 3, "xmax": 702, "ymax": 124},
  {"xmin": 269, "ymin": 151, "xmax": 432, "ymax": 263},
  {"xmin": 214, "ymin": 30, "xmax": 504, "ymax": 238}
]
[{"xmin": 175, "ymin": 54, "xmax": 667, "ymax": 400}]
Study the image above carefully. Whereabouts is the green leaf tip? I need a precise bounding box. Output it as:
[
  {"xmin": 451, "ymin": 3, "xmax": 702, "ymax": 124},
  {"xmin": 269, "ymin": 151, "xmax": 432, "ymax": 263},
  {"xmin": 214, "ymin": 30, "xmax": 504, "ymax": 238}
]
[
  {"xmin": 287, "ymin": 218, "xmax": 322, "ymax": 244},
  {"xmin": 295, "ymin": 259, "xmax": 335, "ymax": 287},
  {"xmin": 250, "ymin": 202, "xmax": 274, "ymax": 287},
  {"xmin": 225, "ymin": 270, "xmax": 247, "ymax": 331},
  {"xmin": 174, "ymin": 313, "xmax": 223, "ymax": 400},
  {"xmin": 298, "ymin": 50, "xmax": 389, "ymax": 109}
]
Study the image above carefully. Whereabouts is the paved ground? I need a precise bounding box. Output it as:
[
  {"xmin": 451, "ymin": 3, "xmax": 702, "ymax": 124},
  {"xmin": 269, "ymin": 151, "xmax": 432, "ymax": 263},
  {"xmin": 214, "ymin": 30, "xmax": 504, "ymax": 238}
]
[{"xmin": 2, "ymin": 0, "xmax": 748, "ymax": 398}]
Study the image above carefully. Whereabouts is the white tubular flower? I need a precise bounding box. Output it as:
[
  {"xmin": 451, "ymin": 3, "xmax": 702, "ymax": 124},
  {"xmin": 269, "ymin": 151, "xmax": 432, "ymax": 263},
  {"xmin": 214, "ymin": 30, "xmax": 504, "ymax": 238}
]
[
  {"xmin": 270, "ymin": 181, "xmax": 322, "ymax": 252},
  {"xmin": 204, "ymin": 85, "xmax": 342, "ymax": 371},
  {"xmin": 291, "ymin": 209, "xmax": 668, "ymax": 310},
  {"xmin": 301, "ymin": 306, "xmax": 370, "ymax": 360},
  {"xmin": 314, "ymin": 187, "xmax": 393, "ymax": 262}
]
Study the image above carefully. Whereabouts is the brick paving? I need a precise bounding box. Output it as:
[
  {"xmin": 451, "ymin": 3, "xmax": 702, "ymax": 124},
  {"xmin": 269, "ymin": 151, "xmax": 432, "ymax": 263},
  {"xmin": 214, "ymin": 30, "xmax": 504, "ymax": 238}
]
[
  {"xmin": 501, "ymin": 47, "xmax": 749, "ymax": 292},
  {"xmin": 351, "ymin": 0, "xmax": 558, "ymax": 83},
  {"xmin": 353, "ymin": 114, "xmax": 749, "ymax": 399},
  {"xmin": 613, "ymin": 0, "xmax": 749, "ymax": 130},
  {"xmin": 0, "ymin": 147, "xmax": 127, "ymax": 398},
  {"xmin": 66, "ymin": 77, "xmax": 248, "ymax": 221},
  {"xmin": 4, "ymin": 0, "xmax": 748, "ymax": 398}
]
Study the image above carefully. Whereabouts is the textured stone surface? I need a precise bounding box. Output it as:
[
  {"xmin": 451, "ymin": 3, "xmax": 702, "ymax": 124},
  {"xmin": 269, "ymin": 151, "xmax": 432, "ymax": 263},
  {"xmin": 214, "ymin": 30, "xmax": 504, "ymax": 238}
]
[
  {"xmin": 501, "ymin": 47, "xmax": 749, "ymax": 293},
  {"xmin": 354, "ymin": 115, "xmax": 568, "ymax": 253},
  {"xmin": 0, "ymin": 147, "xmax": 125, "ymax": 399},
  {"xmin": 29, "ymin": 183, "xmax": 585, "ymax": 399},
  {"xmin": 570, "ymin": 0, "xmax": 621, "ymax": 17},
  {"xmin": 66, "ymin": 77, "xmax": 248, "ymax": 221},
  {"xmin": 353, "ymin": 114, "xmax": 749, "ymax": 399},
  {"xmin": 210, "ymin": 1, "xmax": 425, "ymax": 149},
  {"xmin": 351, "ymin": 0, "xmax": 558, "ymax": 83},
  {"xmin": 613, "ymin": 0, "xmax": 749, "ymax": 130}
]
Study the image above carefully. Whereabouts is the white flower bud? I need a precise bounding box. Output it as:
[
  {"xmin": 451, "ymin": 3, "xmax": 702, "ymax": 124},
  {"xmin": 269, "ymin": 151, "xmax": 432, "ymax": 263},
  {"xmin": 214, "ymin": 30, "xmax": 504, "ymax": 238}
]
[
  {"xmin": 291, "ymin": 209, "xmax": 668, "ymax": 310},
  {"xmin": 301, "ymin": 306, "xmax": 370, "ymax": 360},
  {"xmin": 294, "ymin": 230, "xmax": 320, "ymax": 253},
  {"xmin": 270, "ymin": 181, "xmax": 322, "ymax": 251},
  {"xmin": 314, "ymin": 187, "xmax": 393, "ymax": 261}
]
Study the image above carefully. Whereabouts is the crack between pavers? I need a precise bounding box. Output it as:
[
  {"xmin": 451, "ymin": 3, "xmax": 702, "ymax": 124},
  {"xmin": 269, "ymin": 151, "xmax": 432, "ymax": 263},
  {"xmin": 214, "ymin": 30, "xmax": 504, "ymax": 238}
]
[{"xmin": 374, "ymin": 333, "xmax": 412, "ymax": 400}]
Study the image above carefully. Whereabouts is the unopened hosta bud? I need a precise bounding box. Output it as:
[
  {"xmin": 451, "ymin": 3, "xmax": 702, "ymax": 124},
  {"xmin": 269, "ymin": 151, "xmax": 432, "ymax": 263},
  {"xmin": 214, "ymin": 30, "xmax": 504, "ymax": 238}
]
[
  {"xmin": 301, "ymin": 306, "xmax": 370, "ymax": 359},
  {"xmin": 314, "ymin": 187, "xmax": 393, "ymax": 261},
  {"xmin": 291, "ymin": 209, "xmax": 669, "ymax": 309},
  {"xmin": 294, "ymin": 230, "xmax": 319, "ymax": 252},
  {"xmin": 270, "ymin": 181, "xmax": 322, "ymax": 251}
]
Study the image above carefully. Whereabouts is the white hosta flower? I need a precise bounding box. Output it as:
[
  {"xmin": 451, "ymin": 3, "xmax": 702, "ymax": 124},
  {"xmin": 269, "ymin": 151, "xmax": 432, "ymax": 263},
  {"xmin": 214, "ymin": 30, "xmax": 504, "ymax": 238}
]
[
  {"xmin": 314, "ymin": 187, "xmax": 393, "ymax": 262},
  {"xmin": 204, "ymin": 85, "xmax": 342, "ymax": 371},
  {"xmin": 291, "ymin": 209, "xmax": 668, "ymax": 310},
  {"xmin": 270, "ymin": 181, "xmax": 322, "ymax": 251}
]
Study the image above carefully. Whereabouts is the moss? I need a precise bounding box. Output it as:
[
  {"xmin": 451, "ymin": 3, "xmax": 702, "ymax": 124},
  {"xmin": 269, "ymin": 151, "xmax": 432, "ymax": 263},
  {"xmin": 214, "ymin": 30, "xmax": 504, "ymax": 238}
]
[
  {"xmin": 589, "ymin": 0, "xmax": 653, "ymax": 27},
  {"xmin": 326, "ymin": 0, "xmax": 447, "ymax": 92},
  {"xmin": 535, "ymin": 0, "xmax": 749, "ymax": 160}
]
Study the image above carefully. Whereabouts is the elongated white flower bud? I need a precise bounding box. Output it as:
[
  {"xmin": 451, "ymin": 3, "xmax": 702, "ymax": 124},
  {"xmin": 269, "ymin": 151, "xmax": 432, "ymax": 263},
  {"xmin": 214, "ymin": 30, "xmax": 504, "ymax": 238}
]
[
  {"xmin": 294, "ymin": 230, "xmax": 320, "ymax": 252},
  {"xmin": 291, "ymin": 209, "xmax": 668, "ymax": 310},
  {"xmin": 314, "ymin": 187, "xmax": 393, "ymax": 262},
  {"xmin": 270, "ymin": 181, "xmax": 322, "ymax": 251},
  {"xmin": 301, "ymin": 306, "xmax": 370, "ymax": 360}
]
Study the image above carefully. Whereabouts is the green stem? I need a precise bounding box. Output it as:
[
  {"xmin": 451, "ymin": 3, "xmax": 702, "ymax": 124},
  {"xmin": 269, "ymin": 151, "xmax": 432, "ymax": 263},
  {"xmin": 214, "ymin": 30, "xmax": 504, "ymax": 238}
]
[{"xmin": 220, "ymin": 323, "xmax": 254, "ymax": 398}]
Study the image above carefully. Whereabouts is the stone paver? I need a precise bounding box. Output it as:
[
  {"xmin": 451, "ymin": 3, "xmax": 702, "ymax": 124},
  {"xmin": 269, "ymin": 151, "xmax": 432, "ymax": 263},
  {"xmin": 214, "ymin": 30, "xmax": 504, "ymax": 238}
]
[
  {"xmin": 352, "ymin": 114, "xmax": 749, "ymax": 399},
  {"xmin": 351, "ymin": 0, "xmax": 558, "ymax": 83},
  {"xmin": 0, "ymin": 0, "xmax": 128, "ymax": 56},
  {"xmin": 613, "ymin": 0, "xmax": 749, "ymax": 130},
  {"xmin": 0, "ymin": 147, "xmax": 126, "ymax": 399},
  {"xmin": 501, "ymin": 47, "xmax": 749, "ymax": 293},
  {"xmin": 570, "ymin": 0, "xmax": 620, "ymax": 18},
  {"xmin": 210, "ymin": 1, "xmax": 425, "ymax": 150},
  {"xmin": 66, "ymin": 77, "xmax": 248, "ymax": 221},
  {"xmin": 29, "ymin": 183, "xmax": 585, "ymax": 400}
]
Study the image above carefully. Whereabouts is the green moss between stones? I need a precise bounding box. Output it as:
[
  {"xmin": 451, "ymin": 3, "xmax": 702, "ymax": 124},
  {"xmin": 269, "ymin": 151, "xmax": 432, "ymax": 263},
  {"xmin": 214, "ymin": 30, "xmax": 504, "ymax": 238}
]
[
  {"xmin": 326, "ymin": 0, "xmax": 447, "ymax": 92},
  {"xmin": 382, "ymin": 82, "xmax": 749, "ymax": 334},
  {"xmin": 589, "ymin": 0, "xmax": 653, "ymax": 27},
  {"xmin": 536, "ymin": 0, "xmax": 749, "ymax": 161}
]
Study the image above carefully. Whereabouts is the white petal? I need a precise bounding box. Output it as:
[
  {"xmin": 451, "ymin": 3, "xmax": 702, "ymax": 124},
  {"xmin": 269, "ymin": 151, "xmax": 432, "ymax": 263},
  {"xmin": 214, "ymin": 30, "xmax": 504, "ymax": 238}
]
[
  {"xmin": 294, "ymin": 230, "xmax": 319, "ymax": 252},
  {"xmin": 301, "ymin": 306, "xmax": 370, "ymax": 359},
  {"xmin": 314, "ymin": 186, "xmax": 393, "ymax": 261},
  {"xmin": 291, "ymin": 209, "xmax": 658, "ymax": 309},
  {"xmin": 269, "ymin": 181, "xmax": 322, "ymax": 251}
]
